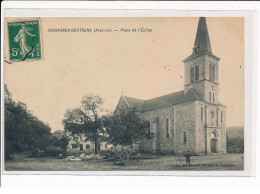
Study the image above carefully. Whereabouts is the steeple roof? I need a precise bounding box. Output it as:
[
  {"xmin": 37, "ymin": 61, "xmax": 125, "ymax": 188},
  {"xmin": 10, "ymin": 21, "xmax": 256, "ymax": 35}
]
[
  {"xmin": 193, "ymin": 17, "xmax": 212, "ymax": 54},
  {"xmin": 183, "ymin": 17, "xmax": 220, "ymax": 62}
]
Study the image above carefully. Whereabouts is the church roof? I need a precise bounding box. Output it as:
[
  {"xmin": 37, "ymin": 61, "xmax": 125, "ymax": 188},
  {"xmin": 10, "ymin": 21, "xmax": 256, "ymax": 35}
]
[
  {"xmin": 122, "ymin": 88, "xmax": 204, "ymax": 112},
  {"xmin": 183, "ymin": 17, "xmax": 220, "ymax": 62},
  {"xmin": 123, "ymin": 96, "xmax": 145, "ymax": 111}
]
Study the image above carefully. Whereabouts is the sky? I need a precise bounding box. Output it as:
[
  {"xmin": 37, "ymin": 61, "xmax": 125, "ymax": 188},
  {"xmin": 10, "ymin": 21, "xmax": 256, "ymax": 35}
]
[{"xmin": 4, "ymin": 17, "xmax": 244, "ymax": 132}]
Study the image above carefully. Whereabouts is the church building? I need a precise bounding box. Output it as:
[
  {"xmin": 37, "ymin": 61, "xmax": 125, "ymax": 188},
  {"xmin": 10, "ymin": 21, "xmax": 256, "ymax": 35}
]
[{"xmin": 115, "ymin": 17, "xmax": 227, "ymax": 155}]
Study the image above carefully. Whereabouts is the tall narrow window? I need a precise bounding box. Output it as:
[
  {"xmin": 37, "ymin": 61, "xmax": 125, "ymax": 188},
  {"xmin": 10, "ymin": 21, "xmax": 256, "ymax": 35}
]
[
  {"xmin": 209, "ymin": 92, "xmax": 211, "ymax": 102},
  {"xmin": 217, "ymin": 109, "xmax": 219, "ymax": 126},
  {"xmin": 147, "ymin": 121, "xmax": 151, "ymax": 139},
  {"xmin": 195, "ymin": 65, "xmax": 199, "ymax": 81},
  {"xmin": 183, "ymin": 132, "xmax": 187, "ymax": 144},
  {"xmin": 213, "ymin": 64, "xmax": 216, "ymax": 81},
  {"xmin": 221, "ymin": 111, "xmax": 223, "ymax": 123},
  {"xmin": 190, "ymin": 67, "xmax": 194, "ymax": 82},
  {"xmin": 209, "ymin": 63, "xmax": 212, "ymax": 81},
  {"xmin": 166, "ymin": 119, "xmax": 169, "ymax": 138},
  {"xmin": 201, "ymin": 107, "xmax": 203, "ymax": 121},
  {"xmin": 213, "ymin": 93, "xmax": 215, "ymax": 103}
]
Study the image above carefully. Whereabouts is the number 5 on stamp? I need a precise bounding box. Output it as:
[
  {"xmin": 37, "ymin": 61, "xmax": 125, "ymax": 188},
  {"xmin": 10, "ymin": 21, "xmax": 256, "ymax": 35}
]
[{"xmin": 8, "ymin": 20, "xmax": 42, "ymax": 61}]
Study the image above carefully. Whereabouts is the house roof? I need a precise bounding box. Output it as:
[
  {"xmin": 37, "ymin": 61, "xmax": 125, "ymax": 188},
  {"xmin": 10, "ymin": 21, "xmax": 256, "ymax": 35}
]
[{"xmin": 122, "ymin": 88, "xmax": 205, "ymax": 112}]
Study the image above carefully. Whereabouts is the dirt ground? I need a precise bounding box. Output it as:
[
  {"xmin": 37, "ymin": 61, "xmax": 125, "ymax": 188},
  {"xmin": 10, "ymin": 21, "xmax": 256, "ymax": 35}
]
[{"xmin": 5, "ymin": 153, "xmax": 244, "ymax": 171}]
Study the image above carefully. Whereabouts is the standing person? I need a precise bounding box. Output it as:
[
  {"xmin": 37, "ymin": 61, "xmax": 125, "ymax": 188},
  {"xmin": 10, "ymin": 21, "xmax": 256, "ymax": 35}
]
[
  {"xmin": 184, "ymin": 151, "xmax": 191, "ymax": 166},
  {"xmin": 14, "ymin": 24, "xmax": 36, "ymax": 58}
]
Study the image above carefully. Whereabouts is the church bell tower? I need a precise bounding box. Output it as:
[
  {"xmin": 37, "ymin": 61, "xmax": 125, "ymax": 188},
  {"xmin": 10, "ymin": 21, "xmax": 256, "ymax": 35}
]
[{"xmin": 183, "ymin": 17, "xmax": 220, "ymax": 104}]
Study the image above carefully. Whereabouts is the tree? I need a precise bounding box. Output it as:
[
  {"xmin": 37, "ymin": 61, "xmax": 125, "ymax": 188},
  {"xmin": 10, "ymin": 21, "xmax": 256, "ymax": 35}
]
[
  {"xmin": 226, "ymin": 136, "xmax": 244, "ymax": 153},
  {"xmin": 58, "ymin": 136, "xmax": 70, "ymax": 151},
  {"xmin": 4, "ymin": 84, "xmax": 55, "ymax": 159},
  {"xmin": 106, "ymin": 109, "xmax": 149, "ymax": 151},
  {"xmin": 62, "ymin": 94, "xmax": 106, "ymax": 155}
]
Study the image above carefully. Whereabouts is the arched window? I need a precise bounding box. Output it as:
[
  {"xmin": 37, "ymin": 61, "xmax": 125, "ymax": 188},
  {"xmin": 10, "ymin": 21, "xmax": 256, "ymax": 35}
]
[
  {"xmin": 166, "ymin": 119, "xmax": 169, "ymax": 138},
  {"xmin": 213, "ymin": 93, "xmax": 215, "ymax": 103},
  {"xmin": 209, "ymin": 92, "xmax": 211, "ymax": 102},
  {"xmin": 211, "ymin": 131, "xmax": 217, "ymax": 138},
  {"xmin": 183, "ymin": 132, "xmax": 187, "ymax": 144}
]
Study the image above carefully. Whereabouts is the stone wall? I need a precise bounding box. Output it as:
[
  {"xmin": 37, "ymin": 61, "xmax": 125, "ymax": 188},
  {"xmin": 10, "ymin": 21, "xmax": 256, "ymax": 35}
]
[
  {"xmin": 184, "ymin": 53, "xmax": 220, "ymax": 104},
  {"xmin": 195, "ymin": 100, "xmax": 226, "ymax": 154},
  {"xmin": 117, "ymin": 96, "xmax": 226, "ymax": 155},
  {"xmin": 139, "ymin": 100, "xmax": 227, "ymax": 155},
  {"xmin": 184, "ymin": 54, "xmax": 206, "ymax": 85},
  {"xmin": 205, "ymin": 54, "xmax": 219, "ymax": 83},
  {"xmin": 196, "ymin": 101, "xmax": 207, "ymax": 154},
  {"xmin": 140, "ymin": 106, "xmax": 175, "ymax": 154},
  {"xmin": 174, "ymin": 101, "xmax": 197, "ymax": 154}
]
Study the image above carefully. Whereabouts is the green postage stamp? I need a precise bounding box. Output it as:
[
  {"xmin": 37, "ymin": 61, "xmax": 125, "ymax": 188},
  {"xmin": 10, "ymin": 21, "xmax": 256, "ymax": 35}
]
[{"xmin": 7, "ymin": 19, "xmax": 42, "ymax": 61}]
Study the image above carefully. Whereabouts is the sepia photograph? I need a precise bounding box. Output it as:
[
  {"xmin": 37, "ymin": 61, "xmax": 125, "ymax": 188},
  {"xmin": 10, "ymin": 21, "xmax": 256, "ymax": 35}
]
[{"xmin": 3, "ymin": 16, "xmax": 244, "ymax": 172}]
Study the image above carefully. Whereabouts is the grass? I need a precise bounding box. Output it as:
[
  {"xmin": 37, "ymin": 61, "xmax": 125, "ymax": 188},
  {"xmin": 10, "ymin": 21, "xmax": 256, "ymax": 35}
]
[{"xmin": 5, "ymin": 153, "xmax": 244, "ymax": 171}]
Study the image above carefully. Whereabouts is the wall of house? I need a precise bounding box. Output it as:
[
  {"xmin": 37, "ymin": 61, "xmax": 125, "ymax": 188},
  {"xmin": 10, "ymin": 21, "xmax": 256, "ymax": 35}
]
[
  {"xmin": 68, "ymin": 135, "xmax": 111, "ymax": 153},
  {"xmin": 68, "ymin": 138, "xmax": 95, "ymax": 153}
]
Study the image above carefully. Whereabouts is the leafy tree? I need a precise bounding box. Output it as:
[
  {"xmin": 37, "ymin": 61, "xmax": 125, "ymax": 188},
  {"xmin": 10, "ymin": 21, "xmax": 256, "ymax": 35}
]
[
  {"xmin": 62, "ymin": 94, "xmax": 106, "ymax": 155},
  {"xmin": 58, "ymin": 136, "xmax": 70, "ymax": 151},
  {"xmin": 106, "ymin": 109, "xmax": 149, "ymax": 151},
  {"xmin": 226, "ymin": 136, "xmax": 244, "ymax": 153},
  {"xmin": 4, "ymin": 84, "xmax": 59, "ymax": 159}
]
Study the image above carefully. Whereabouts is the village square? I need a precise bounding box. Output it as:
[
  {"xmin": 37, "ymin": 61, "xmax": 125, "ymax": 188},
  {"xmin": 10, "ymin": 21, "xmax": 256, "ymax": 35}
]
[{"xmin": 4, "ymin": 17, "xmax": 244, "ymax": 171}]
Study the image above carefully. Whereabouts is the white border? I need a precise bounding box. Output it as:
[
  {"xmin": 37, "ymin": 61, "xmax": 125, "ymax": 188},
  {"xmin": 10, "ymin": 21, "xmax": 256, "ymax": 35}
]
[{"xmin": 1, "ymin": 1, "xmax": 258, "ymax": 180}]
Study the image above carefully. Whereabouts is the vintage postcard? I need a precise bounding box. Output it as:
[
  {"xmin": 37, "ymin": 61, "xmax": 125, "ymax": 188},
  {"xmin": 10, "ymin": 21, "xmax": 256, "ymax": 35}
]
[{"xmin": 2, "ymin": 14, "xmax": 248, "ymax": 175}]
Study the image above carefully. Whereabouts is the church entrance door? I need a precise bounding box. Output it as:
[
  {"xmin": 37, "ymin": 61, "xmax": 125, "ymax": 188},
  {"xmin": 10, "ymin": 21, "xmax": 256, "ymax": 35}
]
[{"xmin": 210, "ymin": 139, "xmax": 217, "ymax": 153}]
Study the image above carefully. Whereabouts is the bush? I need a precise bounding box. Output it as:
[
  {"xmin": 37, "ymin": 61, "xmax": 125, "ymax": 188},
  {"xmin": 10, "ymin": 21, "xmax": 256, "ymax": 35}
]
[
  {"xmin": 68, "ymin": 150, "xmax": 92, "ymax": 157},
  {"xmin": 42, "ymin": 146, "xmax": 64, "ymax": 157},
  {"xmin": 98, "ymin": 150, "xmax": 108, "ymax": 156}
]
